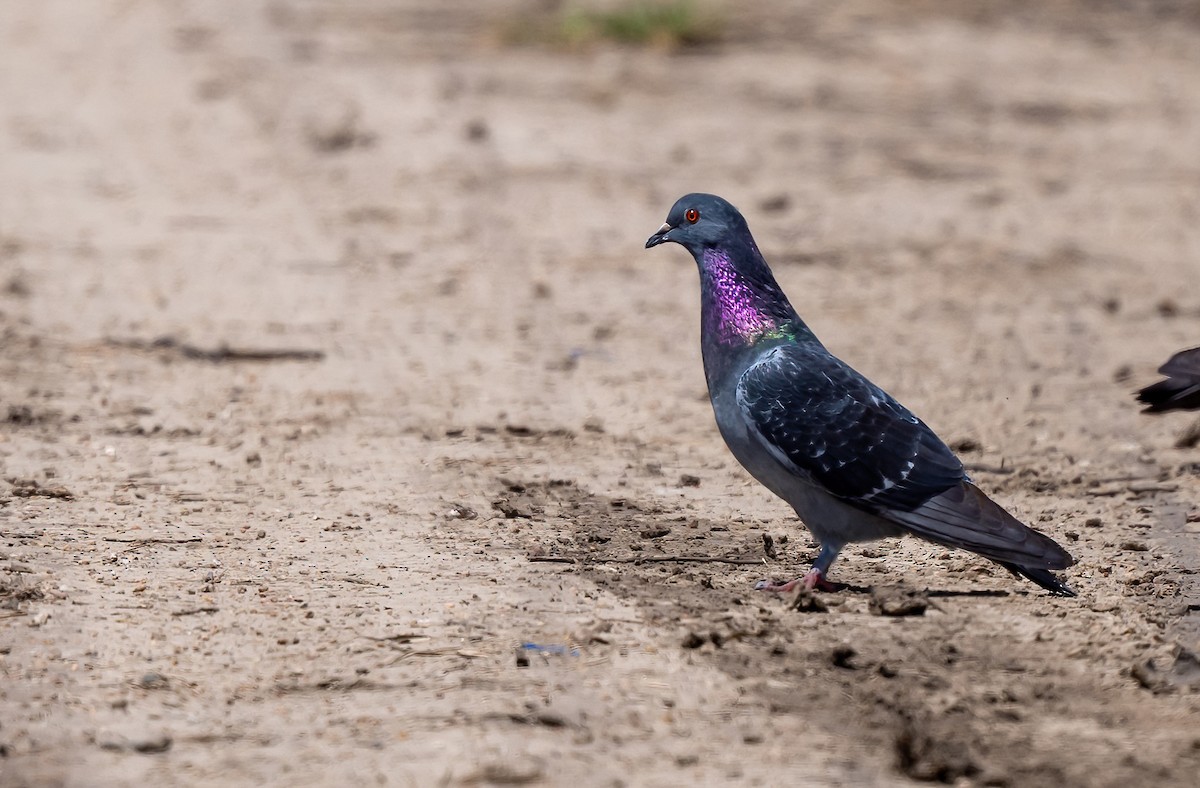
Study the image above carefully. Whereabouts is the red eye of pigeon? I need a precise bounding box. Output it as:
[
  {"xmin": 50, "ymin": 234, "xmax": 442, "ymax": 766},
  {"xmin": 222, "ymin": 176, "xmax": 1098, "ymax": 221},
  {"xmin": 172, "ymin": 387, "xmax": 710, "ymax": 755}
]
[{"xmin": 685, "ymin": 208, "xmax": 699, "ymax": 224}]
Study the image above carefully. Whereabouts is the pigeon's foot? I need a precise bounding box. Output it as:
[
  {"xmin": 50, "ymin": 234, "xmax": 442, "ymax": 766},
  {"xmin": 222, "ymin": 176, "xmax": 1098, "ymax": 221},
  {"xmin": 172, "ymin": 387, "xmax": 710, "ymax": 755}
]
[
  {"xmin": 755, "ymin": 569, "xmax": 843, "ymax": 593},
  {"xmin": 754, "ymin": 577, "xmax": 802, "ymax": 593}
]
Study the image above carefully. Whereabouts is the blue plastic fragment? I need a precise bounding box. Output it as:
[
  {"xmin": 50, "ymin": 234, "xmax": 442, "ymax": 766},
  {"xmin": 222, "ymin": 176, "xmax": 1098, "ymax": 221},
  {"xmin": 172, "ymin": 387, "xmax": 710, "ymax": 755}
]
[{"xmin": 519, "ymin": 642, "xmax": 580, "ymax": 657}]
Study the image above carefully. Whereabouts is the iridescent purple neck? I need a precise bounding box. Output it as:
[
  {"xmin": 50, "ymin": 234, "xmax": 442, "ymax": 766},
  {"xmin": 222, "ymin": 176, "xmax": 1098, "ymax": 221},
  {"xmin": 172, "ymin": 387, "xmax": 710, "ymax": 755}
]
[{"xmin": 699, "ymin": 248, "xmax": 797, "ymax": 346}]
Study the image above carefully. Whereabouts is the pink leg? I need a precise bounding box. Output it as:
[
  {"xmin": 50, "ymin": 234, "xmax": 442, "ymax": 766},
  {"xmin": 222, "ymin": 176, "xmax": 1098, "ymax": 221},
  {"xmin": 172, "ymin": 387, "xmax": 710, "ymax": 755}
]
[{"xmin": 755, "ymin": 568, "xmax": 843, "ymax": 593}]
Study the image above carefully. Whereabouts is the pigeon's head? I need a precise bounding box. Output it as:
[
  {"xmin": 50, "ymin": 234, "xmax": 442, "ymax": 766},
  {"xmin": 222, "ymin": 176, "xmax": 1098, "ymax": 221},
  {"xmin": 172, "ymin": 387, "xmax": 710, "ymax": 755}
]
[{"xmin": 645, "ymin": 193, "xmax": 752, "ymax": 255}]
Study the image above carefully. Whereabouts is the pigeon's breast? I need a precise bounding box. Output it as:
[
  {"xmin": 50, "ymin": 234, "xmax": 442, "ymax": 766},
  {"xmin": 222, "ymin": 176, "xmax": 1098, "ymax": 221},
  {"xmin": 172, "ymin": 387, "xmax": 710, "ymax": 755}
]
[{"xmin": 709, "ymin": 380, "xmax": 804, "ymax": 499}]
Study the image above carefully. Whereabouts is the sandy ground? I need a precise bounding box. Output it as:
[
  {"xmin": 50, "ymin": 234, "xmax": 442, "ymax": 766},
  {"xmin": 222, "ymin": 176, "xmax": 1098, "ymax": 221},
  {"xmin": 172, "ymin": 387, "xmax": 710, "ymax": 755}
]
[{"xmin": 3, "ymin": 1, "xmax": 1200, "ymax": 785}]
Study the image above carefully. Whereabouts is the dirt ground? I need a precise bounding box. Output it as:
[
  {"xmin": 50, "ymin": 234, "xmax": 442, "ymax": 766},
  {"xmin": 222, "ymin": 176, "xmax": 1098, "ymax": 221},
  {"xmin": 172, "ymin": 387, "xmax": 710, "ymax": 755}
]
[{"xmin": 3, "ymin": 1, "xmax": 1200, "ymax": 785}]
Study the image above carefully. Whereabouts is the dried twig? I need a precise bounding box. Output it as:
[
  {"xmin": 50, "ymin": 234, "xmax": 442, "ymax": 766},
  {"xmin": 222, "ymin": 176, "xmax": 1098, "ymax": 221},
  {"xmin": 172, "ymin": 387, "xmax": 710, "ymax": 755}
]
[
  {"xmin": 385, "ymin": 649, "xmax": 482, "ymax": 664},
  {"xmin": 103, "ymin": 536, "xmax": 203, "ymax": 544},
  {"xmin": 358, "ymin": 632, "xmax": 427, "ymax": 643},
  {"xmin": 106, "ymin": 336, "xmax": 324, "ymax": 363},
  {"xmin": 620, "ymin": 555, "xmax": 766, "ymax": 566},
  {"xmin": 334, "ymin": 576, "xmax": 386, "ymax": 587},
  {"xmin": 1086, "ymin": 481, "xmax": 1177, "ymax": 497}
]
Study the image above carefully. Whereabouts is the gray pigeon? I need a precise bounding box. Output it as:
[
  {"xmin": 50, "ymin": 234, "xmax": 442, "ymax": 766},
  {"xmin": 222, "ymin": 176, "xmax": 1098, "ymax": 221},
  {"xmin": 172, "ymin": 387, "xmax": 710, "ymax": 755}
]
[
  {"xmin": 646, "ymin": 193, "xmax": 1075, "ymax": 596},
  {"xmin": 1137, "ymin": 347, "xmax": 1200, "ymax": 413}
]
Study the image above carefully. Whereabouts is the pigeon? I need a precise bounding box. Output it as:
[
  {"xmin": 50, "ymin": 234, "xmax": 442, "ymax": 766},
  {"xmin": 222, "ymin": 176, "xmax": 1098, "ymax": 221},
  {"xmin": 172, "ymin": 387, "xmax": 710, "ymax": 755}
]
[
  {"xmin": 645, "ymin": 193, "xmax": 1075, "ymax": 596},
  {"xmin": 1137, "ymin": 347, "xmax": 1200, "ymax": 413}
]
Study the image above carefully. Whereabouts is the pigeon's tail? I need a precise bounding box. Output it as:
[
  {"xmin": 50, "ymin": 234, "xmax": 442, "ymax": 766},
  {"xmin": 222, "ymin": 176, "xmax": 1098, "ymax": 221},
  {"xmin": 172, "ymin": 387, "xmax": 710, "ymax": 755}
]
[
  {"xmin": 1137, "ymin": 347, "xmax": 1200, "ymax": 413},
  {"xmin": 1137, "ymin": 378, "xmax": 1200, "ymax": 412},
  {"xmin": 996, "ymin": 561, "xmax": 1076, "ymax": 597},
  {"xmin": 882, "ymin": 482, "xmax": 1076, "ymax": 595}
]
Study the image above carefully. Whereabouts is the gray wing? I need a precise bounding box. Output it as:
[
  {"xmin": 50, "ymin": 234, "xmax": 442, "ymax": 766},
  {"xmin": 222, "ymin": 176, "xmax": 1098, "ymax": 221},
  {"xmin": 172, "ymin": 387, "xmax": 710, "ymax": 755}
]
[{"xmin": 736, "ymin": 345, "xmax": 1073, "ymax": 570}]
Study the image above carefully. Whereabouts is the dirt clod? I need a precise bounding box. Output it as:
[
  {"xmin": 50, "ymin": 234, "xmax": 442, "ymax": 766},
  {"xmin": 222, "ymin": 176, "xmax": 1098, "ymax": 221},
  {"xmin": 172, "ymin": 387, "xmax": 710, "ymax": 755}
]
[
  {"xmin": 870, "ymin": 586, "xmax": 928, "ymax": 617},
  {"xmin": 759, "ymin": 194, "xmax": 790, "ymax": 213},
  {"xmin": 8, "ymin": 479, "xmax": 73, "ymax": 500},
  {"xmin": 790, "ymin": 589, "xmax": 827, "ymax": 613},
  {"xmin": 949, "ymin": 437, "xmax": 981, "ymax": 453},
  {"xmin": 830, "ymin": 645, "xmax": 857, "ymax": 669},
  {"xmin": 0, "ymin": 574, "xmax": 43, "ymax": 605},
  {"xmin": 465, "ymin": 118, "xmax": 489, "ymax": 141},
  {"xmin": 445, "ymin": 502, "xmax": 478, "ymax": 520},
  {"xmin": 494, "ymin": 500, "xmax": 532, "ymax": 519},
  {"xmin": 1175, "ymin": 420, "xmax": 1200, "ymax": 449},
  {"xmin": 895, "ymin": 716, "xmax": 980, "ymax": 783},
  {"xmin": 472, "ymin": 759, "xmax": 544, "ymax": 785},
  {"xmin": 6, "ymin": 405, "xmax": 37, "ymax": 425},
  {"xmin": 97, "ymin": 730, "xmax": 172, "ymax": 754},
  {"xmin": 1132, "ymin": 646, "xmax": 1200, "ymax": 693}
]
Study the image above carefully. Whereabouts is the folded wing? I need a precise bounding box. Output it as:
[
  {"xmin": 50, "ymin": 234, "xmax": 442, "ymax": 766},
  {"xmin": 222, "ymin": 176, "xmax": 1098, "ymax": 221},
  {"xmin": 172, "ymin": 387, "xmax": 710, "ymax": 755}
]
[{"xmin": 736, "ymin": 344, "xmax": 1074, "ymax": 573}]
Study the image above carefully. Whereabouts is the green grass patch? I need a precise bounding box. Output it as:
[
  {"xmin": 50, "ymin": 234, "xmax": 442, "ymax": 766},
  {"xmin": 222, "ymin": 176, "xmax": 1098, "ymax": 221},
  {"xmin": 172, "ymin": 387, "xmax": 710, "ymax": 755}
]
[{"xmin": 506, "ymin": 1, "xmax": 723, "ymax": 50}]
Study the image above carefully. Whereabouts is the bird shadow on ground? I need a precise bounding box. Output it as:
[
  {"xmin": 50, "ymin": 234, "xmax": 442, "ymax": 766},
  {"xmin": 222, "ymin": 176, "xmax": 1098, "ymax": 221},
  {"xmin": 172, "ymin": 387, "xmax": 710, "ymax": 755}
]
[
  {"xmin": 924, "ymin": 587, "xmax": 1011, "ymax": 598},
  {"xmin": 766, "ymin": 582, "xmax": 1014, "ymax": 597}
]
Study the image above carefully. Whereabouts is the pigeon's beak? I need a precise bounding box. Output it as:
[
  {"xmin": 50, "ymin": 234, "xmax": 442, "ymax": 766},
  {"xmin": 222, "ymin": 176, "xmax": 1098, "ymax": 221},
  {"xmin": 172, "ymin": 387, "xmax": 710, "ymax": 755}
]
[{"xmin": 645, "ymin": 223, "xmax": 673, "ymax": 249}]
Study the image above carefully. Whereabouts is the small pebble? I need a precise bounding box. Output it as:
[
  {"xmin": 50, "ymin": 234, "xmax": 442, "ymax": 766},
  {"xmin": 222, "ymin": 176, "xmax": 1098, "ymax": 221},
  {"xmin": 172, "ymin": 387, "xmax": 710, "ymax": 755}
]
[{"xmin": 135, "ymin": 672, "xmax": 169, "ymax": 690}]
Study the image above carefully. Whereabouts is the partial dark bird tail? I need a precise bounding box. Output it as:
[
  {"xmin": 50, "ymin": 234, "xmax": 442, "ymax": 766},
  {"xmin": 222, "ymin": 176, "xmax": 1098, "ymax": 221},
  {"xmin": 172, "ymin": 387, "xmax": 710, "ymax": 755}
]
[
  {"xmin": 996, "ymin": 561, "xmax": 1076, "ymax": 596},
  {"xmin": 1137, "ymin": 347, "xmax": 1200, "ymax": 413},
  {"xmin": 882, "ymin": 482, "xmax": 1076, "ymax": 595}
]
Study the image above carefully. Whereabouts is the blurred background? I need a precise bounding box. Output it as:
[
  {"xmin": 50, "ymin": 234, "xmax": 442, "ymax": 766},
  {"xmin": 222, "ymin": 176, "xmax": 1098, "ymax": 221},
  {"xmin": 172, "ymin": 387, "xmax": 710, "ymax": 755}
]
[{"xmin": 2, "ymin": 1, "xmax": 1199, "ymax": 785}]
